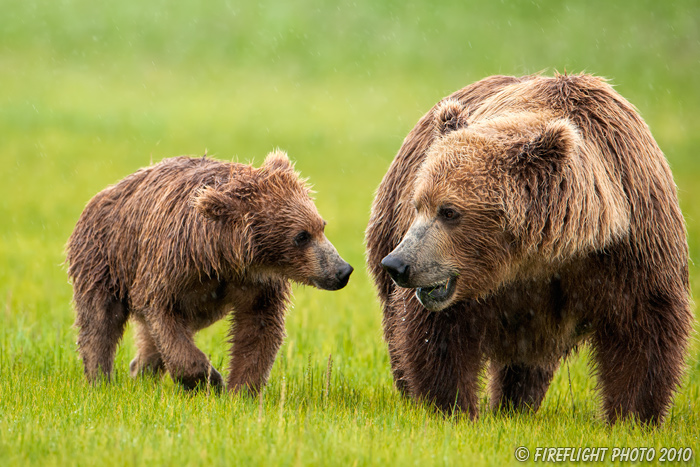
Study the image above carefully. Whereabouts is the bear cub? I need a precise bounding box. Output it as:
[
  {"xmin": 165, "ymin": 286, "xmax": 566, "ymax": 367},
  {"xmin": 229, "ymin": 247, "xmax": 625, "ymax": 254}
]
[{"xmin": 67, "ymin": 151, "xmax": 352, "ymax": 392}]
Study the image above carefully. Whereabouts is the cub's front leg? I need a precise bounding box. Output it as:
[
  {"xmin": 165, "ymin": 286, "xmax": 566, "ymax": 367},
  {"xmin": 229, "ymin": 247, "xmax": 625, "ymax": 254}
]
[{"xmin": 227, "ymin": 280, "xmax": 291, "ymax": 394}]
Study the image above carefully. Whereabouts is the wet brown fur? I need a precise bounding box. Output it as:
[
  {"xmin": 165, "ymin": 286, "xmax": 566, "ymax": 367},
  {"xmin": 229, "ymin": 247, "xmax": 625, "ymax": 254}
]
[
  {"xmin": 365, "ymin": 74, "xmax": 692, "ymax": 424},
  {"xmin": 67, "ymin": 151, "xmax": 351, "ymax": 392}
]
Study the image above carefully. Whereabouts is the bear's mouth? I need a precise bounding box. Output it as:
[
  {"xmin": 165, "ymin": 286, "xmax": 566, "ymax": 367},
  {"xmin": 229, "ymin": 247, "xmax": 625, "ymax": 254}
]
[{"xmin": 415, "ymin": 275, "xmax": 457, "ymax": 311}]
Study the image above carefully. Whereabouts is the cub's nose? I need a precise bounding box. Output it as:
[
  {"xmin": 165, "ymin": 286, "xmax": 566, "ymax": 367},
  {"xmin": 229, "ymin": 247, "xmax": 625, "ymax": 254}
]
[
  {"xmin": 335, "ymin": 262, "xmax": 354, "ymax": 289},
  {"xmin": 381, "ymin": 254, "xmax": 410, "ymax": 287}
]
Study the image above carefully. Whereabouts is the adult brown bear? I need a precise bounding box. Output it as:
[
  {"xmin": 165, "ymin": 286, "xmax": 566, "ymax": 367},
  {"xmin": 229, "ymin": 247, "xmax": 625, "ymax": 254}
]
[
  {"xmin": 67, "ymin": 151, "xmax": 352, "ymax": 392},
  {"xmin": 365, "ymin": 74, "xmax": 692, "ymax": 424}
]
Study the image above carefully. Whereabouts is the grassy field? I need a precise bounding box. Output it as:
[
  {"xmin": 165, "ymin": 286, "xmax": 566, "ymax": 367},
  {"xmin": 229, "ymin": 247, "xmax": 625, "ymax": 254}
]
[{"xmin": 1, "ymin": 0, "xmax": 699, "ymax": 465}]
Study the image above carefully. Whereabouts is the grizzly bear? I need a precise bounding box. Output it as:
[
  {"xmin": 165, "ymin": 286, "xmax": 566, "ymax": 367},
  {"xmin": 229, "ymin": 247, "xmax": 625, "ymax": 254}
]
[
  {"xmin": 365, "ymin": 73, "xmax": 692, "ymax": 424},
  {"xmin": 67, "ymin": 151, "xmax": 353, "ymax": 392}
]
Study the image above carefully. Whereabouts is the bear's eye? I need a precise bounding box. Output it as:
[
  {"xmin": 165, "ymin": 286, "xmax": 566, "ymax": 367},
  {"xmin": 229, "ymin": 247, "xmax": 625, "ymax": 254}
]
[
  {"xmin": 438, "ymin": 207, "xmax": 460, "ymax": 222},
  {"xmin": 294, "ymin": 231, "xmax": 312, "ymax": 247}
]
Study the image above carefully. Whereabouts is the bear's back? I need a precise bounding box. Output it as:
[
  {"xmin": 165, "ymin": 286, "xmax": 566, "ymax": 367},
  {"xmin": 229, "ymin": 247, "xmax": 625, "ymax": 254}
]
[{"xmin": 66, "ymin": 156, "xmax": 240, "ymax": 302}]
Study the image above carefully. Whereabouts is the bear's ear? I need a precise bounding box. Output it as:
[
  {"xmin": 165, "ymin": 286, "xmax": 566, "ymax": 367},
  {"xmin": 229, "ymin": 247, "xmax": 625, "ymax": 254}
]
[
  {"xmin": 263, "ymin": 149, "xmax": 295, "ymax": 173},
  {"xmin": 192, "ymin": 186, "xmax": 237, "ymax": 221},
  {"xmin": 434, "ymin": 98, "xmax": 467, "ymax": 135},
  {"xmin": 518, "ymin": 119, "xmax": 579, "ymax": 165}
]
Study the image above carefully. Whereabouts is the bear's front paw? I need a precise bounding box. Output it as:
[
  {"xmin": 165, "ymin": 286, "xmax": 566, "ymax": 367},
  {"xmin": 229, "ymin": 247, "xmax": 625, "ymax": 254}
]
[{"xmin": 176, "ymin": 364, "xmax": 224, "ymax": 392}]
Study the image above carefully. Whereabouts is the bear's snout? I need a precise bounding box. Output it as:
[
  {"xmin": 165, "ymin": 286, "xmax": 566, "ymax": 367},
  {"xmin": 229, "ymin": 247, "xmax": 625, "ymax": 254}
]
[
  {"xmin": 381, "ymin": 254, "xmax": 410, "ymax": 287},
  {"xmin": 309, "ymin": 237, "xmax": 354, "ymax": 291},
  {"xmin": 335, "ymin": 262, "xmax": 354, "ymax": 289},
  {"xmin": 314, "ymin": 260, "xmax": 353, "ymax": 291}
]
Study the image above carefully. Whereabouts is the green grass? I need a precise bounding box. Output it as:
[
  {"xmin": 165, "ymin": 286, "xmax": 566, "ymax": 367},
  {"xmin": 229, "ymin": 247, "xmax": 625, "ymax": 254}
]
[{"xmin": 1, "ymin": 0, "xmax": 699, "ymax": 465}]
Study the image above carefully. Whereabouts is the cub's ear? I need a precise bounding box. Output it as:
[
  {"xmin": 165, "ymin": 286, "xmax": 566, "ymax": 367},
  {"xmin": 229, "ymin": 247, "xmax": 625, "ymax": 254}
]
[
  {"xmin": 434, "ymin": 98, "xmax": 467, "ymax": 135},
  {"xmin": 192, "ymin": 186, "xmax": 235, "ymax": 221},
  {"xmin": 519, "ymin": 119, "xmax": 579, "ymax": 164},
  {"xmin": 263, "ymin": 149, "xmax": 294, "ymax": 173}
]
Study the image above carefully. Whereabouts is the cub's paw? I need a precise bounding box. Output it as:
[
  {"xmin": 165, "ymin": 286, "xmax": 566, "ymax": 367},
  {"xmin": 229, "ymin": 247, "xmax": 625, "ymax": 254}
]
[
  {"xmin": 129, "ymin": 354, "xmax": 165, "ymax": 378},
  {"xmin": 176, "ymin": 365, "xmax": 224, "ymax": 392}
]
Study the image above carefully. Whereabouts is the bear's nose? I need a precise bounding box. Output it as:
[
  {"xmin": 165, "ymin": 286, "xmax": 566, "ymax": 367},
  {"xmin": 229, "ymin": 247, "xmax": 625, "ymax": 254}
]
[
  {"xmin": 381, "ymin": 254, "xmax": 410, "ymax": 287},
  {"xmin": 335, "ymin": 262, "xmax": 354, "ymax": 289}
]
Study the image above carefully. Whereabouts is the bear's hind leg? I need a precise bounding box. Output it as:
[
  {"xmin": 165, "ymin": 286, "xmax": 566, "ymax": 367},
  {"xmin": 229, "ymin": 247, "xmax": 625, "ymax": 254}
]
[
  {"xmin": 145, "ymin": 305, "xmax": 223, "ymax": 391},
  {"xmin": 129, "ymin": 319, "xmax": 165, "ymax": 378},
  {"xmin": 75, "ymin": 293, "xmax": 129, "ymax": 382},
  {"xmin": 489, "ymin": 362, "xmax": 557, "ymax": 413}
]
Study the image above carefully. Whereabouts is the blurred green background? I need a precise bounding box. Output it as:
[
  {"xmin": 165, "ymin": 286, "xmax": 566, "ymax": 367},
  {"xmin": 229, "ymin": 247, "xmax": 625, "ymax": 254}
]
[{"xmin": 1, "ymin": 0, "xmax": 698, "ymax": 465}]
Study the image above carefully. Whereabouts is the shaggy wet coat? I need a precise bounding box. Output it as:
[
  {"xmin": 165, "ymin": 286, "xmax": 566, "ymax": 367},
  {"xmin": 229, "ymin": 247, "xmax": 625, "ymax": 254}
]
[
  {"xmin": 67, "ymin": 151, "xmax": 352, "ymax": 392},
  {"xmin": 365, "ymin": 74, "xmax": 692, "ymax": 424}
]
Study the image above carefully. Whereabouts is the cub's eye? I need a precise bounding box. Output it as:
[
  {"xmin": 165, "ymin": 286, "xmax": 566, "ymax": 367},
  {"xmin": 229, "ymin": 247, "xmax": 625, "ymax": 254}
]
[
  {"xmin": 438, "ymin": 207, "xmax": 460, "ymax": 222},
  {"xmin": 294, "ymin": 231, "xmax": 312, "ymax": 247}
]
